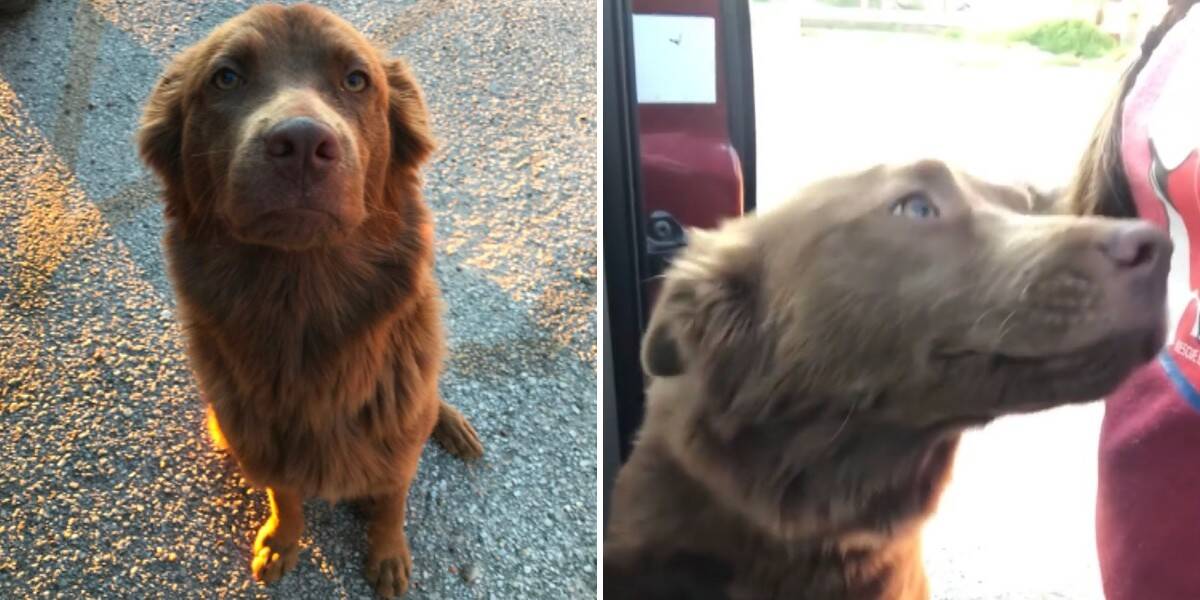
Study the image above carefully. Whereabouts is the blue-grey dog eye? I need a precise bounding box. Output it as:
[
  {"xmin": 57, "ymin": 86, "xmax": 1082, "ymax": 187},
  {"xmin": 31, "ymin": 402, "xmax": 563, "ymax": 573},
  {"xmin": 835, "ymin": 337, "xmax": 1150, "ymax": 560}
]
[
  {"xmin": 891, "ymin": 193, "xmax": 940, "ymax": 220},
  {"xmin": 212, "ymin": 67, "xmax": 242, "ymax": 90}
]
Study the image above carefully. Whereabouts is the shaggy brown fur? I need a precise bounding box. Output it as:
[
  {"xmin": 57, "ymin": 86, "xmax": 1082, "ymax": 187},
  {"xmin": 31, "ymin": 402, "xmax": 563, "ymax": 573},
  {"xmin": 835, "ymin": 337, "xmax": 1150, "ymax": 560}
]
[
  {"xmin": 605, "ymin": 160, "xmax": 1171, "ymax": 599},
  {"xmin": 135, "ymin": 5, "xmax": 482, "ymax": 597}
]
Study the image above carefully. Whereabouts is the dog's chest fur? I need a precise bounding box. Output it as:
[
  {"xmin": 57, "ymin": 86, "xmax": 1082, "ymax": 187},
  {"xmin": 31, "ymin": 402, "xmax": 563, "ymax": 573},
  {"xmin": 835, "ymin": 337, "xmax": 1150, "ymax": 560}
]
[
  {"xmin": 607, "ymin": 447, "xmax": 935, "ymax": 599},
  {"xmin": 165, "ymin": 232, "xmax": 442, "ymax": 499},
  {"xmin": 605, "ymin": 395, "xmax": 956, "ymax": 600}
]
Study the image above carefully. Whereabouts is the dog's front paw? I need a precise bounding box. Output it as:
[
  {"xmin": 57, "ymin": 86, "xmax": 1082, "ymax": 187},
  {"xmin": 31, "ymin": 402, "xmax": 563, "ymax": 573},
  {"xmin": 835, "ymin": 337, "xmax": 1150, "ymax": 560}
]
[
  {"xmin": 251, "ymin": 523, "xmax": 300, "ymax": 584},
  {"xmin": 366, "ymin": 550, "xmax": 412, "ymax": 598}
]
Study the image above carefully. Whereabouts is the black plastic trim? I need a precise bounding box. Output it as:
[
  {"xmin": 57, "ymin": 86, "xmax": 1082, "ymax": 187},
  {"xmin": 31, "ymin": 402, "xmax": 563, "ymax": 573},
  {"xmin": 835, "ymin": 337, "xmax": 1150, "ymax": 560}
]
[
  {"xmin": 602, "ymin": 0, "xmax": 651, "ymax": 466},
  {"xmin": 720, "ymin": 0, "xmax": 758, "ymax": 213}
]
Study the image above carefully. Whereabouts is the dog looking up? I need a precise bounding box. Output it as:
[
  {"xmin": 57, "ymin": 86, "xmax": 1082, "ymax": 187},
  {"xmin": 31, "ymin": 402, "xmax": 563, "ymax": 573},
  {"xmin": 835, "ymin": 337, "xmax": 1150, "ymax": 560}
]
[{"xmin": 605, "ymin": 160, "xmax": 1170, "ymax": 599}]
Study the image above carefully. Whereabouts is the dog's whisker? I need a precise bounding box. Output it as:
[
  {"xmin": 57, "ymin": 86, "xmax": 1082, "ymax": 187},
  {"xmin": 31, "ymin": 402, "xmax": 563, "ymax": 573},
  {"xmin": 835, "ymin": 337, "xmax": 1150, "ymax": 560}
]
[
  {"xmin": 826, "ymin": 397, "xmax": 858, "ymax": 447},
  {"xmin": 968, "ymin": 306, "xmax": 999, "ymax": 333},
  {"xmin": 989, "ymin": 309, "xmax": 1019, "ymax": 353},
  {"xmin": 188, "ymin": 148, "xmax": 236, "ymax": 158}
]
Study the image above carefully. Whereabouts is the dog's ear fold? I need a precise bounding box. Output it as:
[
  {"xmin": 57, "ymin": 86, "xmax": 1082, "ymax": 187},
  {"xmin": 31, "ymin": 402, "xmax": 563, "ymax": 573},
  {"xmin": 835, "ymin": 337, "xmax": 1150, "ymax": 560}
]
[
  {"xmin": 384, "ymin": 58, "xmax": 437, "ymax": 168},
  {"xmin": 137, "ymin": 59, "xmax": 189, "ymax": 207},
  {"xmin": 1026, "ymin": 185, "xmax": 1066, "ymax": 215},
  {"xmin": 641, "ymin": 290, "xmax": 689, "ymax": 377},
  {"xmin": 640, "ymin": 228, "xmax": 763, "ymax": 387}
]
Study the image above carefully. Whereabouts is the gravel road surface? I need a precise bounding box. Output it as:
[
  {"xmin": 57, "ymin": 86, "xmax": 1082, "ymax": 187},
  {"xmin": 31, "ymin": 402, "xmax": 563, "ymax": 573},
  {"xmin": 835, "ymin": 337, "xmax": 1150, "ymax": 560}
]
[{"xmin": 0, "ymin": 1, "xmax": 597, "ymax": 598}]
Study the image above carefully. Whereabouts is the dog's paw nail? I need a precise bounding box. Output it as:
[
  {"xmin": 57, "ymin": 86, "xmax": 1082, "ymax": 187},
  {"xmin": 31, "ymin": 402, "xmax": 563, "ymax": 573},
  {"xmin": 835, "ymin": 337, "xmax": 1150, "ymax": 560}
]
[
  {"xmin": 457, "ymin": 431, "xmax": 484, "ymax": 460},
  {"xmin": 436, "ymin": 419, "xmax": 485, "ymax": 461},
  {"xmin": 366, "ymin": 555, "xmax": 412, "ymax": 598},
  {"xmin": 251, "ymin": 539, "xmax": 299, "ymax": 584}
]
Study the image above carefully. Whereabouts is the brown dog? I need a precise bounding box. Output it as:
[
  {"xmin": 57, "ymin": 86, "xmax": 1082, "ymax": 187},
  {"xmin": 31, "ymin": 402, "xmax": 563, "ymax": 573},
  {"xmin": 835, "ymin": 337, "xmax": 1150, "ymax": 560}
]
[
  {"xmin": 604, "ymin": 160, "xmax": 1171, "ymax": 599},
  {"xmin": 136, "ymin": 4, "xmax": 482, "ymax": 597}
]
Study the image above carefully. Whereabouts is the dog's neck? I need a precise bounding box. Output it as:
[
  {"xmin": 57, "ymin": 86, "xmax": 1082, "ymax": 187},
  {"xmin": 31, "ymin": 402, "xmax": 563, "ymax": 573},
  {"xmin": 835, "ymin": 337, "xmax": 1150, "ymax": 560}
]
[
  {"xmin": 166, "ymin": 208, "xmax": 432, "ymax": 324},
  {"xmin": 672, "ymin": 398, "xmax": 960, "ymax": 542},
  {"xmin": 617, "ymin": 380, "xmax": 962, "ymax": 598},
  {"xmin": 161, "ymin": 210, "xmax": 439, "ymax": 397}
]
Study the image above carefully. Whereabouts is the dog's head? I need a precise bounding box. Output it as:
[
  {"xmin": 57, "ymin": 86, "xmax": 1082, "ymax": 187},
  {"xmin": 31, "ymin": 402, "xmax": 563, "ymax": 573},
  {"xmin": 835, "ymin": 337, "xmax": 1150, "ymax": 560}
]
[
  {"xmin": 644, "ymin": 160, "xmax": 1170, "ymax": 430},
  {"xmin": 137, "ymin": 3, "xmax": 433, "ymax": 251}
]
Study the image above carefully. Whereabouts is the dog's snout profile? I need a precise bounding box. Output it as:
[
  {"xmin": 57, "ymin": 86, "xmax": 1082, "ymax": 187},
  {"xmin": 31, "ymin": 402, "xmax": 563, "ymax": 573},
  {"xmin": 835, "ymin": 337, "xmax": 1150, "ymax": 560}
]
[
  {"xmin": 1096, "ymin": 221, "xmax": 1172, "ymax": 330},
  {"xmin": 265, "ymin": 116, "xmax": 341, "ymax": 177},
  {"xmin": 1101, "ymin": 221, "xmax": 1172, "ymax": 273}
]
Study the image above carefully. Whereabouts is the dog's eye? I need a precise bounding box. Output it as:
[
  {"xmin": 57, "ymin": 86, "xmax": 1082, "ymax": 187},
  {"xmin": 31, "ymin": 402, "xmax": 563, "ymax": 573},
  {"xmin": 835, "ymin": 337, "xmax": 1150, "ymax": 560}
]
[
  {"xmin": 211, "ymin": 67, "xmax": 242, "ymax": 90},
  {"xmin": 344, "ymin": 70, "xmax": 368, "ymax": 92},
  {"xmin": 891, "ymin": 193, "xmax": 940, "ymax": 220}
]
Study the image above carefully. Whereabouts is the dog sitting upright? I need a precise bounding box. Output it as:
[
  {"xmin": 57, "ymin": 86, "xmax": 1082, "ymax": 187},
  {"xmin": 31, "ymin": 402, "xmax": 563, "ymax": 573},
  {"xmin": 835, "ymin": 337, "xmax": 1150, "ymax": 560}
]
[
  {"xmin": 136, "ymin": 5, "xmax": 482, "ymax": 597},
  {"xmin": 604, "ymin": 159, "xmax": 1171, "ymax": 599}
]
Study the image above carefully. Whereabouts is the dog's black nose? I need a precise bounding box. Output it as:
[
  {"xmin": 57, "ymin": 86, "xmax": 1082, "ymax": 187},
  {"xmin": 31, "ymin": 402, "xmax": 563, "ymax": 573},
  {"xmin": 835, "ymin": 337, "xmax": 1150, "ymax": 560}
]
[
  {"xmin": 264, "ymin": 117, "xmax": 340, "ymax": 176},
  {"xmin": 1101, "ymin": 221, "xmax": 1172, "ymax": 273}
]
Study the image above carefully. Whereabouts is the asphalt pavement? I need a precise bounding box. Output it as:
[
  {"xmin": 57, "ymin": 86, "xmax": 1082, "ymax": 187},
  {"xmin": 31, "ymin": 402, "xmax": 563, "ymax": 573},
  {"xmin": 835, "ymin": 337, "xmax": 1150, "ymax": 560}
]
[{"xmin": 0, "ymin": 1, "xmax": 597, "ymax": 598}]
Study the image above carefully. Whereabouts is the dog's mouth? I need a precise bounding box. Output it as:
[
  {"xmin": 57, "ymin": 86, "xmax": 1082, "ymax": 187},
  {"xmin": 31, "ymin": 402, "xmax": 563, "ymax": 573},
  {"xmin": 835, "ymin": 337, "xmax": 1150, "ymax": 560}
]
[
  {"xmin": 944, "ymin": 331, "xmax": 1157, "ymax": 369},
  {"xmin": 929, "ymin": 321, "xmax": 1165, "ymax": 412},
  {"xmin": 234, "ymin": 208, "xmax": 350, "ymax": 250},
  {"xmin": 935, "ymin": 301, "xmax": 1167, "ymax": 366},
  {"xmin": 936, "ymin": 328, "xmax": 1163, "ymax": 371}
]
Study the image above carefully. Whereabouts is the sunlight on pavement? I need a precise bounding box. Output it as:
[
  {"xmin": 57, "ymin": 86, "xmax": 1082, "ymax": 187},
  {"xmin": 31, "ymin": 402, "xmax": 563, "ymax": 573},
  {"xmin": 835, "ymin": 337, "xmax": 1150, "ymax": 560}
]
[
  {"xmin": 89, "ymin": 0, "xmax": 206, "ymax": 56},
  {"xmin": 0, "ymin": 77, "xmax": 107, "ymax": 308},
  {"xmin": 0, "ymin": 62, "xmax": 228, "ymax": 597}
]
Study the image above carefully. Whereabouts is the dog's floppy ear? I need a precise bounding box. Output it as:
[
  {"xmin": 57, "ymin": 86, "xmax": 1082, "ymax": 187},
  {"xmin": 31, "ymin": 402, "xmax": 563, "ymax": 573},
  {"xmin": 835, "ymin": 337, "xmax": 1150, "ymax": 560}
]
[
  {"xmin": 640, "ymin": 228, "xmax": 764, "ymax": 386},
  {"xmin": 384, "ymin": 58, "xmax": 437, "ymax": 168},
  {"xmin": 641, "ymin": 307, "xmax": 686, "ymax": 376},
  {"xmin": 1026, "ymin": 185, "xmax": 1066, "ymax": 215},
  {"xmin": 137, "ymin": 57, "xmax": 190, "ymax": 210}
]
